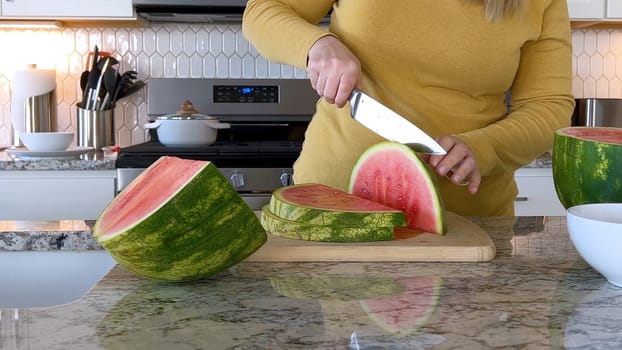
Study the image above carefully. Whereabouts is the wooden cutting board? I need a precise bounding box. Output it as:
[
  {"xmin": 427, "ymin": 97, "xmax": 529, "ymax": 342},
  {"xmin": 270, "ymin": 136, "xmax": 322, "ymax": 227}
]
[{"xmin": 247, "ymin": 212, "xmax": 496, "ymax": 262}]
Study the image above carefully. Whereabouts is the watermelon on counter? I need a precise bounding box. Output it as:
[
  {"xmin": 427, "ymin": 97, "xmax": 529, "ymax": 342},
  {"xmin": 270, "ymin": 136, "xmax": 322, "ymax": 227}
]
[
  {"xmin": 349, "ymin": 141, "xmax": 447, "ymax": 235},
  {"xmin": 93, "ymin": 156, "xmax": 267, "ymax": 282},
  {"xmin": 553, "ymin": 127, "xmax": 622, "ymax": 208}
]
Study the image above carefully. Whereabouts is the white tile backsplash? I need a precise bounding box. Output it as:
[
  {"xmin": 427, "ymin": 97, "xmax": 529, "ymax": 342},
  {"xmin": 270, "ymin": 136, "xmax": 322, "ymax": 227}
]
[{"xmin": 0, "ymin": 25, "xmax": 619, "ymax": 147}]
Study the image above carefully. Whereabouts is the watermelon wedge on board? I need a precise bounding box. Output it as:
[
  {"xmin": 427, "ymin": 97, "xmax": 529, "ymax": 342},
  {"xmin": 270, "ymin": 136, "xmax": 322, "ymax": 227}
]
[
  {"xmin": 269, "ymin": 183, "xmax": 407, "ymax": 227},
  {"xmin": 261, "ymin": 205, "xmax": 395, "ymax": 242},
  {"xmin": 349, "ymin": 141, "xmax": 447, "ymax": 234},
  {"xmin": 553, "ymin": 127, "xmax": 622, "ymax": 208},
  {"xmin": 93, "ymin": 156, "xmax": 267, "ymax": 282}
]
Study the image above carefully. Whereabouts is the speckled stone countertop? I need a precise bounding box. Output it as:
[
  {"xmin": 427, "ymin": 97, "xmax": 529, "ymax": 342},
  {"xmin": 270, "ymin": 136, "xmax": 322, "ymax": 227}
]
[
  {"xmin": 0, "ymin": 215, "xmax": 620, "ymax": 349},
  {"xmin": 0, "ymin": 149, "xmax": 552, "ymax": 171},
  {"xmin": 0, "ymin": 149, "xmax": 116, "ymax": 170}
]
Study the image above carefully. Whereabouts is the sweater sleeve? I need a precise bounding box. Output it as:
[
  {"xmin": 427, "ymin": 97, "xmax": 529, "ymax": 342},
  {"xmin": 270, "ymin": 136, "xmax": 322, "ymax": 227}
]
[
  {"xmin": 455, "ymin": 0, "xmax": 575, "ymax": 176},
  {"xmin": 243, "ymin": 0, "xmax": 337, "ymax": 70}
]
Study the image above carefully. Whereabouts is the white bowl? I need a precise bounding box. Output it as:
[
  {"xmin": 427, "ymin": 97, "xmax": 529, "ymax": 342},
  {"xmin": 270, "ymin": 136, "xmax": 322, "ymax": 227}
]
[
  {"xmin": 19, "ymin": 132, "xmax": 74, "ymax": 152},
  {"xmin": 567, "ymin": 203, "xmax": 622, "ymax": 287}
]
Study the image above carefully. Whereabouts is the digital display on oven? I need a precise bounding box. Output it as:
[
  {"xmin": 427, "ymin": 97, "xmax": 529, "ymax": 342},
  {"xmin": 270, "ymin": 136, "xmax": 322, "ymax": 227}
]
[{"xmin": 213, "ymin": 85, "xmax": 279, "ymax": 103}]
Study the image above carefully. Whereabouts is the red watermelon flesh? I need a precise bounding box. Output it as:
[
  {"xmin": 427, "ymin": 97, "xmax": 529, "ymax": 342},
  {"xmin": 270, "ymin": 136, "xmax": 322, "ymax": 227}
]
[
  {"xmin": 562, "ymin": 127, "xmax": 622, "ymax": 145},
  {"xmin": 97, "ymin": 156, "xmax": 207, "ymax": 237},
  {"xmin": 360, "ymin": 276, "xmax": 442, "ymax": 336},
  {"xmin": 277, "ymin": 183, "xmax": 407, "ymax": 212},
  {"xmin": 349, "ymin": 142, "xmax": 447, "ymax": 234}
]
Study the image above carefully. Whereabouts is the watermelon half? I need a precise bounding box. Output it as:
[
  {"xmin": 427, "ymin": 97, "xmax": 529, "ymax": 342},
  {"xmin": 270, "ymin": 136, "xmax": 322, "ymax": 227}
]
[
  {"xmin": 93, "ymin": 156, "xmax": 267, "ymax": 282},
  {"xmin": 553, "ymin": 127, "xmax": 622, "ymax": 208},
  {"xmin": 349, "ymin": 141, "xmax": 447, "ymax": 234}
]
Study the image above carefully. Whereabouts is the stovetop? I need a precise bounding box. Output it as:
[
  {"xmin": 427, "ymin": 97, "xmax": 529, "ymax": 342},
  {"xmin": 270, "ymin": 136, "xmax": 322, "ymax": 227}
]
[{"xmin": 116, "ymin": 140, "xmax": 302, "ymax": 169}]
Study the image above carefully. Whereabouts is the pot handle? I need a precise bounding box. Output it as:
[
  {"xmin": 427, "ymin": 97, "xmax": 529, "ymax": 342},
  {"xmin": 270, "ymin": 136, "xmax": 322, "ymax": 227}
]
[
  {"xmin": 144, "ymin": 120, "xmax": 162, "ymax": 129},
  {"xmin": 206, "ymin": 120, "xmax": 231, "ymax": 129}
]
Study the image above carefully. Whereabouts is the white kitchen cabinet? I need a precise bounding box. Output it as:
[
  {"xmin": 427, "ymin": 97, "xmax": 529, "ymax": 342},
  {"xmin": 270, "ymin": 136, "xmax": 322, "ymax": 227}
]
[
  {"xmin": 514, "ymin": 168, "xmax": 566, "ymax": 217},
  {"xmin": 568, "ymin": 0, "xmax": 606, "ymax": 19},
  {"xmin": 0, "ymin": 170, "xmax": 116, "ymax": 221},
  {"xmin": 567, "ymin": 0, "xmax": 622, "ymax": 20},
  {"xmin": 607, "ymin": 1, "xmax": 622, "ymax": 18},
  {"xmin": 0, "ymin": 0, "xmax": 134, "ymax": 19}
]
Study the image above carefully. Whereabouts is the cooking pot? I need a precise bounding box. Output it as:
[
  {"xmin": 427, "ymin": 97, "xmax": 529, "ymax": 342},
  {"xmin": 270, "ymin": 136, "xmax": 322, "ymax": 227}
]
[{"xmin": 144, "ymin": 101, "xmax": 230, "ymax": 147}]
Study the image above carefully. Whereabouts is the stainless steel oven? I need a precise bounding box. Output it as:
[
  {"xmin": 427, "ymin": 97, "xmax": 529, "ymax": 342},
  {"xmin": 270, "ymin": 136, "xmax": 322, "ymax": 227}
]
[{"xmin": 116, "ymin": 78, "xmax": 319, "ymax": 210}]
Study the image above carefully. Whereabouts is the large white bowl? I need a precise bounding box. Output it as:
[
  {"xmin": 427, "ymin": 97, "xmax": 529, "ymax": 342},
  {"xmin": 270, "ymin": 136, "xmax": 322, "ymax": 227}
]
[
  {"xmin": 567, "ymin": 203, "xmax": 622, "ymax": 287},
  {"xmin": 19, "ymin": 132, "xmax": 74, "ymax": 152}
]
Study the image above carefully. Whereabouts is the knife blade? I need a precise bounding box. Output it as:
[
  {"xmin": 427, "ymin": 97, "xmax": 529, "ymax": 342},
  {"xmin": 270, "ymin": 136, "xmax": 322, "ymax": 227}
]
[{"xmin": 349, "ymin": 90, "xmax": 447, "ymax": 155}]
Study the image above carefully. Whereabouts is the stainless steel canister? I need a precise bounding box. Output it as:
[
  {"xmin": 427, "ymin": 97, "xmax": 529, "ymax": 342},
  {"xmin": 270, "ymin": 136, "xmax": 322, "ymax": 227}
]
[
  {"xmin": 76, "ymin": 104, "xmax": 115, "ymax": 149},
  {"xmin": 573, "ymin": 98, "xmax": 622, "ymax": 127},
  {"xmin": 11, "ymin": 91, "xmax": 57, "ymax": 147}
]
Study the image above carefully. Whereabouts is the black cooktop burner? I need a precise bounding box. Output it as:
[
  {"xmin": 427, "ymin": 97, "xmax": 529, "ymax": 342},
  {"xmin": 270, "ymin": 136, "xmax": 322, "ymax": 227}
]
[{"xmin": 116, "ymin": 140, "xmax": 303, "ymax": 168}]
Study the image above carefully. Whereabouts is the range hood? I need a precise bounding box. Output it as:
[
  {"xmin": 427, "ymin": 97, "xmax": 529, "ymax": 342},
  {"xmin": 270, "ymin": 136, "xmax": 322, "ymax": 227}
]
[
  {"xmin": 133, "ymin": 0, "xmax": 248, "ymax": 24},
  {"xmin": 133, "ymin": 0, "xmax": 330, "ymax": 24}
]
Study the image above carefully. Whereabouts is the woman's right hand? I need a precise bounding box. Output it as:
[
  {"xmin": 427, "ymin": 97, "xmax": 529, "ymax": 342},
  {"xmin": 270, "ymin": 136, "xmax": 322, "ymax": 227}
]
[{"xmin": 307, "ymin": 35, "xmax": 361, "ymax": 108}]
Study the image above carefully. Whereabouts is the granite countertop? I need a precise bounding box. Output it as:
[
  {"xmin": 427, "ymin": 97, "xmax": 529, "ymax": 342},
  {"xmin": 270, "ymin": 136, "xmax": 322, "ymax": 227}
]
[
  {"xmin": 0, "ymin": 149, "xmax": 552, "ymax": 171},
  {"xmin": 0, "ymin": 149, "xmax": 116, "ymax": 170},
  {"xmin": 1, "ymin": 215, "xmax": 620, "ymax": 349}
]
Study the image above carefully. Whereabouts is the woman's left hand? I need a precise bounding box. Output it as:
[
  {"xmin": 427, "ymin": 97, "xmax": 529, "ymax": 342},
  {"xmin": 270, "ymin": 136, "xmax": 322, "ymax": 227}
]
[{"xmin": 424, "ymin": 135, "xmax": 481, "ymax": 195}]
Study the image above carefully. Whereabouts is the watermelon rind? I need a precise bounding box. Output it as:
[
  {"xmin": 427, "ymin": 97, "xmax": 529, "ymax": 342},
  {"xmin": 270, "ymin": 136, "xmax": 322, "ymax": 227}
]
[
  {"xmin": 93, "ymin": 157, "xmax": 267, "ymax": 282},
  {"xmin": 270, "ymin": 183, "xmax": 407, "ymax": 227},
  {"xmin": 348, "ymin": 141, "xmax": 447, "ymax": 235},
  {"xmin": 261, "ymin": 205, "xmax": 395, "ymax": 242},
  {"xmin": 553, "ymin": 127, "xmax": 622, "ymax": 208}
]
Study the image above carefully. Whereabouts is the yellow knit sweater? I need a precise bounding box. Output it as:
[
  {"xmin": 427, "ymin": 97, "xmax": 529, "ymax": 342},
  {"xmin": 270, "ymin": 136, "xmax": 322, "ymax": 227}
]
[{"xmin": 243, "ymin": 0, "xmax": 574, "ymax": 216}]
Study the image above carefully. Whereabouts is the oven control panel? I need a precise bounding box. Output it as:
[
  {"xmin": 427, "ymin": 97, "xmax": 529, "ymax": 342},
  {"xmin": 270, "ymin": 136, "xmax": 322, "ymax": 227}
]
[{"xmin": 214, "ymin": 85, "xmax": 279, "ymax": 103}]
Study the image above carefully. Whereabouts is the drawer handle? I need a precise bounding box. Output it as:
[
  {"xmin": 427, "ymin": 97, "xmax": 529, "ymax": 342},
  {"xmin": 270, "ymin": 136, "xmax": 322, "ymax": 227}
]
[{"xmin": 515, "ymin": 196, "xmax": 528, "ymax": 202}]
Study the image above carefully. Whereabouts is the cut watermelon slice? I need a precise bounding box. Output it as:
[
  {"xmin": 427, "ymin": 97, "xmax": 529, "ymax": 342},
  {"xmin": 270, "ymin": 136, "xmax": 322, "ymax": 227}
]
[
  {"xmin": 269, "ymin": 183, "xmax": 406, "ymax": 228},
  {"xmin": 261, "ymin": 205, "xmax": 394, "ymax": 242},
  {"xmin": 349, "ymin": 141, "xmax": 446, "ymax": 234}
]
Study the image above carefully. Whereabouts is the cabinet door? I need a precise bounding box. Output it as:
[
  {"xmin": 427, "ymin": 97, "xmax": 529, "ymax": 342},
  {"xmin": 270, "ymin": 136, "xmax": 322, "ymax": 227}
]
[
  {"xmin": 514, "ymin": 168, "xmax": 566, "ymax": 217},
  {"xmin": 1, "ymin": 0, "xmax": 133, "ymax": 18},
  {"xmin": 0, "ymin": 170, "xmax": 116, "ymax": 221},
  {"xmin": 568, "ymin": 0, "xmax": 606, "ymax": 19},
  {"xmin": 607, "ymin": 0, "xmax": 622, "ymax": 18}
]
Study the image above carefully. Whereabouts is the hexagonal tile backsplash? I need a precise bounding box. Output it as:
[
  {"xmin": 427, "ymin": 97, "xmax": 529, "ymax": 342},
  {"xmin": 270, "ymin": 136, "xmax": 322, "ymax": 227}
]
[{"xmin": 0, "ymin": 25, "xmax": 618, "ymax": 147}]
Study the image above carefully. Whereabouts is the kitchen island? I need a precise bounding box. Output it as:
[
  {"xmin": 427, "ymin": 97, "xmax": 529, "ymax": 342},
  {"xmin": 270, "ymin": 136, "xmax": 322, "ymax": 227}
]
[{"xmin": 1, "ymin": 215, "xmax": 620, "ymax": 349}]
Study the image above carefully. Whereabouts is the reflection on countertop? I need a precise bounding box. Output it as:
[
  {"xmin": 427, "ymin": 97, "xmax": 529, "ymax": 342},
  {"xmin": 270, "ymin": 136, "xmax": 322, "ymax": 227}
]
[{"xmin": 0, "ymin": 215, "xmax": 620, "ymax": 349}]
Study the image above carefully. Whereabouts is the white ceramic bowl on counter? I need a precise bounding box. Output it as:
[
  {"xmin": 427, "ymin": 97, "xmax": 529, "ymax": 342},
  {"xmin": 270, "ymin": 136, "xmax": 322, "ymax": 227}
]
[
  {"xmin": 19, "ymin": 132, "xmax": 74, "ymax": 152},
  {"xmin": 567, "ymin": 203, "xmax": 622, "ymax": 287}
]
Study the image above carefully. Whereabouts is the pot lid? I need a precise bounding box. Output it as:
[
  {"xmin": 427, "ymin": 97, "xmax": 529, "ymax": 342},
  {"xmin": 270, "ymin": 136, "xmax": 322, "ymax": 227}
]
[{"xmin": 157, "ymin": 100, "xmax": 216, "ymax": 120}]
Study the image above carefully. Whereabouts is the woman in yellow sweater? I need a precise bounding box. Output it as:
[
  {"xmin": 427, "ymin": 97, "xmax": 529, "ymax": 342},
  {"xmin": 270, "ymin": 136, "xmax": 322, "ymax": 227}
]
[{"xmin": 243, "ymin": 0, "xmax": 574, "ymax": 216}]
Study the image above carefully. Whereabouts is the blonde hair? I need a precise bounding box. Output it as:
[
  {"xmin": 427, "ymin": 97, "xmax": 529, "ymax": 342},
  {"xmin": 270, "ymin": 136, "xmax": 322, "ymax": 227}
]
[{"xmin": 467, "ymin": 0, "xmax": 521, "ymax": 21}]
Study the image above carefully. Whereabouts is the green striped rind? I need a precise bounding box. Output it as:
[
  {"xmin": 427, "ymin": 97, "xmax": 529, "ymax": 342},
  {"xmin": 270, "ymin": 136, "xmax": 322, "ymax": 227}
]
[
  {"xmin": 261, "ymin": 205, "xmax": 394, "ymax": 242},
  {"xmin": 269, "ymin": 186, "xmax": 406, "ymax": 227},
  {"xmin": 270, "ymin": 276, "xmax": 405, "ymax": 301},
  {"xmin": 553, "ymin": 127, "xmax": 622, "ymax": 208},
  {"xmin": 93, "ymin": 162, "xmax": 266, "ymax": 282}
]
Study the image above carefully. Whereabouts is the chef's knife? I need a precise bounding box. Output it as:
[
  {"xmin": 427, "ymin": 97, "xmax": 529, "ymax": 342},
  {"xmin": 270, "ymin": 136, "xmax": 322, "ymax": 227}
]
[{"xmin": 349, "ymin": 90, "xmax": 446, "ymax": 155}]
